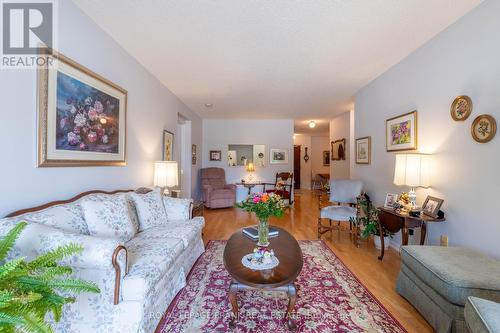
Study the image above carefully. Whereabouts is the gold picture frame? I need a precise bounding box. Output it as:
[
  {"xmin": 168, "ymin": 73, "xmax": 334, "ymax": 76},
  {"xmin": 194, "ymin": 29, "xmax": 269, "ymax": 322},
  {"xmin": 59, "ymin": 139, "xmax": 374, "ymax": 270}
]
[
  {"xmin": 450, "ymin": 95, "xmax": 472, "ymax": 121},
  {"xmin": 330, "ymin": 138, "xmax": 346, "ymax": 161},
  {"xmin": 471, "ymin": 114, "xmax": 497, "ymax": 143},
  {"xmin": 386, "ymin": 111, "xmax": 418, "ymax": 152},
  {"xmin": 37, "ymin": 49, "xmax": 127, "ymax": 167}
]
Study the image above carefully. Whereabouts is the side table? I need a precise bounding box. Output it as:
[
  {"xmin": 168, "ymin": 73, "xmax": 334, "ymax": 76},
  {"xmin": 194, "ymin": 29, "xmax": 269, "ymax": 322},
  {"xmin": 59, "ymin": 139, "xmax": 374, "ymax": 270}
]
[
  {"xmin": 191, "ymin": 201, "xmax": 204, "ymax": 218},
  {"xmin": 377, "ymin": 207, "xmax": 445, "ymax": 260}
]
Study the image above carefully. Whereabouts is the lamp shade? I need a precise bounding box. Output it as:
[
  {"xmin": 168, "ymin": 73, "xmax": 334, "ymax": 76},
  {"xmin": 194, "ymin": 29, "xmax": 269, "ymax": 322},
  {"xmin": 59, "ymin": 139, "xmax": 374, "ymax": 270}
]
[
  {"xmin": 393, "ymin": 154, "xmax": 431, "ymax": 188},
  {"xmin": 154, "ymin": 161, "xmax": 178, "ymax": 188},
  {"xmin": 246, "ymin": 162, "xmax": 255, "ymax": 172}
]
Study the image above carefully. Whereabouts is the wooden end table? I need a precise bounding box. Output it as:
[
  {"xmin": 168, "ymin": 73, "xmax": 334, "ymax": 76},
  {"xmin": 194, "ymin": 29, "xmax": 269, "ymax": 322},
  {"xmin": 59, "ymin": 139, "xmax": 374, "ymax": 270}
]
[
  {"xmin": 377, "ymin": 207, "xmax": 445, "ymax": 260},
  {"xmin": 191, "ymin": 201, "xmax": 204, "ymax": 218},
  {"xmin": 223, "ymin": 227, "xmax": 303, "ymax": 330}
]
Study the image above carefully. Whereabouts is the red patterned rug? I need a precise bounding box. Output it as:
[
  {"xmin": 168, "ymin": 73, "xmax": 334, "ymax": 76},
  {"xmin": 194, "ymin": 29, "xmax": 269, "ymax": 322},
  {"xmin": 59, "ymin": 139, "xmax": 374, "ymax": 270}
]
[{"xmin": 156, "ymin": 240, "xmax": 407, "ymax": 333}]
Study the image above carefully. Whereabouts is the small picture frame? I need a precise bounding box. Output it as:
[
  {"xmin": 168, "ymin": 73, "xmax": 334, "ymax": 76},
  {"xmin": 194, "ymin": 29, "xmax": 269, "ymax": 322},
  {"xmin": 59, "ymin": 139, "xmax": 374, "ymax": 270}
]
[
  {"xmin": 450, "ymin": 95, "xmax": 472, "ymax": 121},
  {"xmin": 323, "ymin": 151, "xmax": 330, "ymax": 166},
  {"xmin": 163, "ymin": 130, "xmax": 174, "ymax": 161},
  {"xmin": 355, "ymin": 136, "xmax": 371, "ymax": 164},
  {"xmin": 384, "ymin": 193, "xmax": 399, "ymax": 209},
  {"xmin": 270, "ymin": 148, "xmax": 289, "ymax": 164},
  {"xmin": 422, "ymin": 196, "xmax": 444, "ymax": 218},
  {"xmin": 209, "ymin": 150, "xmax": 221, "ymax": 161},
  {"xmin": 386, "ymin": 111, "xmax": 418, "ymax": 152}
]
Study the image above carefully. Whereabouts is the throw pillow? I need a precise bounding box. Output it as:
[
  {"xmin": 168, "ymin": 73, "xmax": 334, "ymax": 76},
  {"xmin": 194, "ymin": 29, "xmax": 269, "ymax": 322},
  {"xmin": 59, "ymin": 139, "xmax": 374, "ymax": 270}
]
[
  {"xmin": 81, "ymin": 194, "xmax": 136, "ymax": 242},
  {"xmin": 163, "ymin": 197, "xmax": 193, "ymax": 221},
  {"xmin": 129, "ymin": 188, "xmax": 168, "ymax": 231}
]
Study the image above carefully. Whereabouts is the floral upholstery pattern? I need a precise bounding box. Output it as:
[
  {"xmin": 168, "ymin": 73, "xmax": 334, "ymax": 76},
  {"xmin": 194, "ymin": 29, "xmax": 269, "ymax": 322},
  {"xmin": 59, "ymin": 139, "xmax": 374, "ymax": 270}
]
[
  {"xmin": 129, "ymin": 188, "xmax": 168, "ymax": 231},
  {"xmin": 20, "ymin": 203, "xmax": 89, "ymax": 235},
  {"xmin": 163, "ymin": 196, "xmax": 193, "ymax": 220},
  {"xmin": 0, "ymin": 191, "xmax": 205, "ymax": 333},
  {"xmin": 81, "ymin": 194, "xmax": 136, "ymax": 242}
]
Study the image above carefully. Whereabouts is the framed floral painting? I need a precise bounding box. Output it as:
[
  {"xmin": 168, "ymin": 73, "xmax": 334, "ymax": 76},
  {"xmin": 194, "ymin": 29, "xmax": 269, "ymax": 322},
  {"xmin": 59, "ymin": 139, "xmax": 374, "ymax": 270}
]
[
  {"xmin": 37, "ymin": 50, "xmax": 127, "ymax": 167},
  {"xmin": 163, "ymin": 130, "xmax": 174, "ymax": 161},
  {"xmin": 386, "ymin": 111, "xmax": 417, "ymax": 152},
  {"xmin": 355, "ymin": 136, "xmax": 371, "ymax": 164}
]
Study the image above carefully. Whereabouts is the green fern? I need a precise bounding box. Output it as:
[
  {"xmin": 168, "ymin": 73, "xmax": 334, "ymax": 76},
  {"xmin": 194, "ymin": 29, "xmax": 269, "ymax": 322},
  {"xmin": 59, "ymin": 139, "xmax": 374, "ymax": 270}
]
[{"xmin": 0, "ymin": 222, "xmax": 101, "ymax": 333}]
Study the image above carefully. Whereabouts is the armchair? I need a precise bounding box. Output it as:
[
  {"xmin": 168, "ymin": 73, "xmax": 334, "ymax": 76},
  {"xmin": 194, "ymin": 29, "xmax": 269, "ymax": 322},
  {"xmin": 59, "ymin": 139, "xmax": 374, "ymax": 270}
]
[
  {"xmin": 201, "ymin": 167, "xmax": 236, "ymax": 208},
  {"xmin": 262, "ymin": 172, "xmax": 294, "ymax": 205},
  {"xmin": 317, "ymin": 179, "xmax": 363, "ymax": 242}
]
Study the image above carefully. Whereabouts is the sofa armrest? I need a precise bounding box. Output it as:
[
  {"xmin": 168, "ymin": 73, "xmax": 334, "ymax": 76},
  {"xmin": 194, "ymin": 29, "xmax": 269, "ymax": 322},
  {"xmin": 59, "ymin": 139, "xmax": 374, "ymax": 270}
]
[{"xmin": 9, "ymin": 222, "xmax": 127, "ymax": 305}]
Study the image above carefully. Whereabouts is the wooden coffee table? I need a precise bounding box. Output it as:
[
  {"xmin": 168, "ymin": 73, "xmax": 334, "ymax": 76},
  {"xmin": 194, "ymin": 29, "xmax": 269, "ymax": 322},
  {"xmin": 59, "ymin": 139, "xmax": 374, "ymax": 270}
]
[{"xmin": 223, "ymin": 226, "xmax": 303, "ymax": 330}]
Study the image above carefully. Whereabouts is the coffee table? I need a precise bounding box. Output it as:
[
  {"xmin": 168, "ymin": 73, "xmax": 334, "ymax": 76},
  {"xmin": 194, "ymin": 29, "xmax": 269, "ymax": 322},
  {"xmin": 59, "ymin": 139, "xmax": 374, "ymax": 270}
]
[{"xmin": 223, "ymin": 226, "xmax": 303, "ymax": 330}]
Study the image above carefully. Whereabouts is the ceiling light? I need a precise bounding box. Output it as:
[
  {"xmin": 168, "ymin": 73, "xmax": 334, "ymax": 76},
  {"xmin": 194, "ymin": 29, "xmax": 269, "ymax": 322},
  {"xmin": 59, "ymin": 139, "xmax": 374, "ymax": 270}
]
[
  {"xmin": 308, "ymin": 121, "xmax": 316, "ymax": 128},
  {"xmin": 204, "ymin": 103, "xmax": 213, "ymax": 108}
]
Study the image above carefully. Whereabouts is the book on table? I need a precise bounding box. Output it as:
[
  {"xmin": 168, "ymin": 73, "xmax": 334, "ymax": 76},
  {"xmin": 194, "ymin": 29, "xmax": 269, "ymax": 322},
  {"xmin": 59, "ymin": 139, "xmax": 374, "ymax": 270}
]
[{"xmin": 242, "ymin": 226, "xmax": 279, "ymax": 240}]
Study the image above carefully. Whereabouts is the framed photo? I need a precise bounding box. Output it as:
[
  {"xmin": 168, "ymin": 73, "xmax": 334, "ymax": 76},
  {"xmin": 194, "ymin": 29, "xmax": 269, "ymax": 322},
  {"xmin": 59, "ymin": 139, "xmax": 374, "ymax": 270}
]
[
  {"xmin": 163, "ymin": 130, "xmax": 174, "ymax": 161},
  {"xmin": 451, "ymin": 95, "xmax": 472, "ymax": 121},
  {"xmin": 384, "ymin": 193, "xmax": 399, "ymax": 209},
  {"xmin": 192, "ymin": 144, "xmax": 197, "ymax": 165},
  {"xmin": 331, "ymin": 138, "xmax": 346, "ymax": 160},
  {"xmin": 355, "ymin": 136, "xmax": 371, "ymax": 164},
  {"xmin": 323, "ymin": 151, "xmax": 330, "ymax": 166},
  {"xmin": 471, "ymin": 114, "xmax": 497, "ymax": 143},
  {"xmin": 422, "ymin": 196, "xmax": 444, "ymax": 218},
  {"xmin": 210, "ymin": 150, "xmax": 221, "ymax": 161},
  {"xmin": 386, "ymin": 111, "xmax": 418, "ymax": 152},
  {"xmin": 270, "ymin": 148, "xmax": 288, "ymax": 164},
  {"xmin": 37, "ymin": 50, "xmax": 127, "ymax": 167}
]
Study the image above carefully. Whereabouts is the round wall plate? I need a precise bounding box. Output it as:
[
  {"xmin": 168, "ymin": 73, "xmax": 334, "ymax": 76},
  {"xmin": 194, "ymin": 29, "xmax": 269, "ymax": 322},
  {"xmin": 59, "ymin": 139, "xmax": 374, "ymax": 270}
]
[
  {"xmin": 471, "ymin": 114, "xmax": 496, "ymax": 143},
  {"xmin": 450, "ymin": 95, "xmax": 472, "ymax": 121}
]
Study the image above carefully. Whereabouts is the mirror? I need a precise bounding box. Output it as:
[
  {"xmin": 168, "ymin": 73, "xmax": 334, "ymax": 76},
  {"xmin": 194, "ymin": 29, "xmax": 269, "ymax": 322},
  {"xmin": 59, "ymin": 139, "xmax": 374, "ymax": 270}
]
[
  {"xmin": 227, "ymin": 144, "xmax": 266, "ymax": 167},
  {"xmin": 331, "ymin": 139, "xmax": 346, "ymax": 161}
]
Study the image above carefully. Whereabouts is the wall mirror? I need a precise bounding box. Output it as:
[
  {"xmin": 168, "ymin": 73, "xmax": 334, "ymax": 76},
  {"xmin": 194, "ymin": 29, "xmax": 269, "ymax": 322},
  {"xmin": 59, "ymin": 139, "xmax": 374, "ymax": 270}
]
[
  {"xmin": 331, "ymin": 138, "xmax": 346, "ymax": 161},
  {"xmin": 227, "ymin": 144, "xmax": 266, "ymax": 167}
]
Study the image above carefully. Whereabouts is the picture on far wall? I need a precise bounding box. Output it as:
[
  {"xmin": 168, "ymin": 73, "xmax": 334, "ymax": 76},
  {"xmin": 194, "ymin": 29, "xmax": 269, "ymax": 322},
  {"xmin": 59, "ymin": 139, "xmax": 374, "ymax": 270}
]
[
  {"xmin": 37, "ymin": 49, "xmax": 127, "ymax": 167},
  {"xmin": 323, "ymin": 151, "xmax": 330, "ymax": 166},
  {"xmin": 270, "ymin": 148, "xmax": 288, "ymax": 164},
  {"xmin": 210, "ymin": 150, "xmax": 221, "ymax": 161},
  {"xmin": 163, "ymin": 130, "xmax": 174, "ymax": 161},
  {"xmin": 386, "ymin": 111, "xmax": 418, "ymax": 152},
  {"xmin": 355, "ymin": 136, "xmax": 371, "ymax": 164},
  {"xmin": 192, "ymin": 144, "xmax": 197, "ymax": 165},
  {"xmin": 331, "ymin": 138, "xmax": 346, "ymax": 161}
]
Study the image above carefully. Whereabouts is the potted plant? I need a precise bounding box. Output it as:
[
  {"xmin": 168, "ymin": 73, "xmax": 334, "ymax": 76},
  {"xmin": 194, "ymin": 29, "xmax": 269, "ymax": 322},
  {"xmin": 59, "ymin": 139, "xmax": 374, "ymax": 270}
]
[
  {"xmin": 0, "ymin": 222, "xmax": 100, "ymax": 332},
  {"xmin": 351, "ymin": 194, "xmax": 391, "ymax": 250},
  {"xmin": 236, "ymin": 192, "xmax": 286, "ymax": 247}
]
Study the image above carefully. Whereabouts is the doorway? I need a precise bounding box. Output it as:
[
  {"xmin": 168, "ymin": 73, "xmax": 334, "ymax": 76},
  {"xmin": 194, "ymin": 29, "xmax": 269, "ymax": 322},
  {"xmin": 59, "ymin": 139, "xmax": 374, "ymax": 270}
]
[
  {"xmin": 177, "ymin": 114, "xmax": 192, "ymax": 198},
  {"xmin": 293, "ymin": 145, "xmax": 301, "ymax": 189}
]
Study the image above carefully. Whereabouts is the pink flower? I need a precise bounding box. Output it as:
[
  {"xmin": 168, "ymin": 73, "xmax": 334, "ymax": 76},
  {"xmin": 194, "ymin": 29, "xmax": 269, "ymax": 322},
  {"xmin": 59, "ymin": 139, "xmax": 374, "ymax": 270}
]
[
  {"xmin": 253, "ymin": 196, "xmax": 261, "ymax": 203},
  {"xmin": 88, "ymin": 108, "xmax": 98, "ymax": 121},
  {"xmin": 87, "ymin": 131, "xmax": 97, "ymax": 143},
  {"xmin": 79, "ymin": 143, "xmax": 87, "ymax": 150}
]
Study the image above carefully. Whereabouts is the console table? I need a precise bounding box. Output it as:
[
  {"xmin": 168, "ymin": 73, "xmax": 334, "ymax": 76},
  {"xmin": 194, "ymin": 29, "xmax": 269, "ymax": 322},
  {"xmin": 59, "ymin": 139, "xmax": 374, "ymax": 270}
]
[{"xmin": 377, "ymin": 207, "xmax": 445, "ymax": 260}]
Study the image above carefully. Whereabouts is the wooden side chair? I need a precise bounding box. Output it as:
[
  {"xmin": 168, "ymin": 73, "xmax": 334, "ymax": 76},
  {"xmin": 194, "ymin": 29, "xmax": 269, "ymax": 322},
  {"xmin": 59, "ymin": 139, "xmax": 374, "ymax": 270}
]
[
  {"xmin": 262, "ymin": 172, "xmax": 294, "ymax": 205},
  {"xmin": 317, "ymin": 179, "xmax": 363, "ymax": 243}
]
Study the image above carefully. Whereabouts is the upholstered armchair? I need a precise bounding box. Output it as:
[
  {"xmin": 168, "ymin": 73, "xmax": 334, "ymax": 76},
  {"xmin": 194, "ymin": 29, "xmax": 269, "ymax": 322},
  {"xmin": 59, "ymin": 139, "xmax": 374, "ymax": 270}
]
[
  {"xmin": 317, "ymin": 179, "xmax": 363, "ymax": 242},
  {"xmin": 201, "ymin": 168, "xmax": 236, "ymax": 208}
]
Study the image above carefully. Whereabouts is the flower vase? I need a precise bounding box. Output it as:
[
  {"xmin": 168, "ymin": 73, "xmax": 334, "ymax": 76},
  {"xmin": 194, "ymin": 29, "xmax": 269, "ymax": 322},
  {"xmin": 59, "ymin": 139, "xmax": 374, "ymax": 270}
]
[{"xmin": 257, "ymin": 218, "xmax": 270, "ymax": 247}]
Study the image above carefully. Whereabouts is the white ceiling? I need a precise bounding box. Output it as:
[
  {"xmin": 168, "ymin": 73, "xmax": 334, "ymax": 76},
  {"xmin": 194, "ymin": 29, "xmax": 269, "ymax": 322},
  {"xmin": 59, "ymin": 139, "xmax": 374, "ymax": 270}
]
[{"xmin": 73, "ymin": 0, "xmax": 481, "ymax": 122}]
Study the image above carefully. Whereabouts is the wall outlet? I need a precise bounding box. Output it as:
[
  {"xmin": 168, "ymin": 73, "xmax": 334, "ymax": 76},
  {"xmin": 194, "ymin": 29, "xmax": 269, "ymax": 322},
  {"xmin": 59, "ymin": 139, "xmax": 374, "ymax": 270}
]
[{"xmin": 440, "ymin": 235, "xmax": 449, "ymax": 247}]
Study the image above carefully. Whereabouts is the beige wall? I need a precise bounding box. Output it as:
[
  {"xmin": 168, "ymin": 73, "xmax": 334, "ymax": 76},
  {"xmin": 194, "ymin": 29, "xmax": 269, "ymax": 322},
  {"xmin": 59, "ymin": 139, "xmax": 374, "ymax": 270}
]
[
  {"xmin": 329, "ymin": 111, "xmax": 352, "ymax": 179},
  {"xmin": 293, "ymin": 134, "xmax": 312, "ymax": 189},
  {"xmin": 311, "ymin": 136, "xmax": 330, "ymax": 178}
]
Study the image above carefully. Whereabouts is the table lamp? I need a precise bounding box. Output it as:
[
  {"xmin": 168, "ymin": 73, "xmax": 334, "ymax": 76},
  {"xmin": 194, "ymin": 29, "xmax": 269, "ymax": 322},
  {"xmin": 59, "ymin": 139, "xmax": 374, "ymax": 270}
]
[
  {"xmin": 154, "ymin": 161, "xmax": 179, "ymax": 196},
  {"xmin": 246, "ymin": 162, "xmax": 255, "ymax": 183},
  {"xmin": 393, "ymin": 154, "xmax": 431, "ymax": 208}
]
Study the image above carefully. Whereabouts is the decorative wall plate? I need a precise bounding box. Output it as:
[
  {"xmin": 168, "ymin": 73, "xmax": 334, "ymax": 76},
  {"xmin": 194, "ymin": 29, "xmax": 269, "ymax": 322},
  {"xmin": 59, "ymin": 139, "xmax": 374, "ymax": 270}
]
[
  {"xmin": 451, "ymin": 95, "xmax": 473, "ymax": 121},
  {"xmin": 471, "ymin": 114, "xmax": 496, "ymax": 143}
]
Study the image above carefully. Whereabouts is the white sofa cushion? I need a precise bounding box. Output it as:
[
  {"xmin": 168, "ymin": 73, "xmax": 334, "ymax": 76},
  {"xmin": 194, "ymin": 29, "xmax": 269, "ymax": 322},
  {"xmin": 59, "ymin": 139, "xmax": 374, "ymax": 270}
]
[
  {"xmin": 20, "ymin": 203, "xmax": 89, "ymax": 235},
  {"xmin": 147, "ymin": 217, "xmax": 204, "ymax": 247},
  {"xmin": 163, "ymin": 196, "xmax": 193, "ymax": 221},
  {"xmin": 123, "ymin": 230, "xmax": 184, "ymax": 301},
  {"xmin": 81, "ymin": 194, "xmax": 136, "ymax": 242},
  {"xmin": 129, "ymin": 188, "xmax": 168, "ymax": 231}
]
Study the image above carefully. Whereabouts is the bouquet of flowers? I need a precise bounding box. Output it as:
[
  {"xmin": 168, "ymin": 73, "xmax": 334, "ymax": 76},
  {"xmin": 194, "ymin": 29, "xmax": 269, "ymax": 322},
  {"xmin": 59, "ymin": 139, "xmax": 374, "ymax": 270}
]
[{"xmin": 236, "ymin": 192, "xmax": 286, "ymax": 246}]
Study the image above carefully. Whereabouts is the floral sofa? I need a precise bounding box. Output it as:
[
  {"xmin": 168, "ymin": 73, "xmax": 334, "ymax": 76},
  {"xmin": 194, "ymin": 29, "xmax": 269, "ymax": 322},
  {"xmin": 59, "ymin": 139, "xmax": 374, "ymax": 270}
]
[{"xmin": 0, "ymin": 188, "xmax": 205, "ymax": 333}]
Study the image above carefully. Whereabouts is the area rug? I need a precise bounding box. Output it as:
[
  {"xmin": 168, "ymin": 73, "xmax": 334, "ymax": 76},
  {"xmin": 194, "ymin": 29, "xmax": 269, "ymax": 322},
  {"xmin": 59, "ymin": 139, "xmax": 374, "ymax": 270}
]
[{"xmin": 156, "ymin": 240, "xmax": 407, "ymax": 333}]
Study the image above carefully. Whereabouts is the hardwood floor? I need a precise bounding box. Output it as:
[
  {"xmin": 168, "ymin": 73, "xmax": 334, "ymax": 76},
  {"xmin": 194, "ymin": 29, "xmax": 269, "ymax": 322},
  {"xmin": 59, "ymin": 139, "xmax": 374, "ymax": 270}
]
[{"xmin": 202, "ymin": 189, "xmax": 433, "ymax": 333}]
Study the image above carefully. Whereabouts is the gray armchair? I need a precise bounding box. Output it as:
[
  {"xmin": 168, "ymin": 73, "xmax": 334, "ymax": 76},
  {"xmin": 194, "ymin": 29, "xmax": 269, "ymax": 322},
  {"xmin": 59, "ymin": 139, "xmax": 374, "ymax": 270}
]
[{"xmin": 201, "ymin": 168, "xmax": 236, "ymax": 208}]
